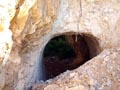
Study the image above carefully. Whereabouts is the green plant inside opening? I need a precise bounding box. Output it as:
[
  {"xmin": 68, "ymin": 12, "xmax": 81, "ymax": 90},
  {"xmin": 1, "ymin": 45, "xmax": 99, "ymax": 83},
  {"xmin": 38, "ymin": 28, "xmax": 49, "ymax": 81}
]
[{"xmin": 43, "ymin": 35, "xmax": 75, "ymax": 59}]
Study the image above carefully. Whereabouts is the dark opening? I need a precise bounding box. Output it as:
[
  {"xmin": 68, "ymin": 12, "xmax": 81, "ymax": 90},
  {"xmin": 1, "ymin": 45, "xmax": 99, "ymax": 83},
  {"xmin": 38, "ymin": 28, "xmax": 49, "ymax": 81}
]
[{"xmin": 43, "ymin": 34, "xmax": 101, "ymax": 80}]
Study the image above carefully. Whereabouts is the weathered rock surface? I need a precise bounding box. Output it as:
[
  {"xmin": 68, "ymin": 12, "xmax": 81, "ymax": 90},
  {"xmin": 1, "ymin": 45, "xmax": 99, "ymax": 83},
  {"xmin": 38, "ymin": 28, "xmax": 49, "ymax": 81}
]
[
  {"xmin": 33, "ymin": 48, "xmax": 120, "ymax": 90},
  {"xmin": 0, "ymin": 0, "xmax": 120, "ymax": 90}
]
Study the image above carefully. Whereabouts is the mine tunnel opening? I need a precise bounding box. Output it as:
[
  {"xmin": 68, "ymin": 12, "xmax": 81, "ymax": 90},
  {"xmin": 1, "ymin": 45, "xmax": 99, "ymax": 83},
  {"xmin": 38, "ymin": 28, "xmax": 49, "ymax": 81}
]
[{"xmin": 43, "ymin": 33, "xmax": 101, "ymax": 80}]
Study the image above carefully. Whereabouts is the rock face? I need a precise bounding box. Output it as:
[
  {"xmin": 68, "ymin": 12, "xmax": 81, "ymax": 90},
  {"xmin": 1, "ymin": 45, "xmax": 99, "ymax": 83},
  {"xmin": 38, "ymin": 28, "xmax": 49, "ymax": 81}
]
[
  {"xmin": 0, "ymin": 0, "xmax": 120, "ymax": 90},
  {"xmin": 33, "ymin": 48, "xmax": 120, "ymax": 90}
]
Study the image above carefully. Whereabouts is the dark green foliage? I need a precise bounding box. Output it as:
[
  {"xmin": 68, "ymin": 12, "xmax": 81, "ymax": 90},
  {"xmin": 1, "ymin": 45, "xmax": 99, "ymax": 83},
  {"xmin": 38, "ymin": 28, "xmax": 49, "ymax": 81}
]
[{"xmin": 43, "ymin": 36, "xmax": 75, "ymax": 59}]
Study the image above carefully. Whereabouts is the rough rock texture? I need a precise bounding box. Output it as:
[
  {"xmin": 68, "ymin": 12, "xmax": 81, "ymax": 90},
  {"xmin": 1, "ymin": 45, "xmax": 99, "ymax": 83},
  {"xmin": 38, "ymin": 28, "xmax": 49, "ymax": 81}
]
[
  {"xmin": 0, "ymin": 0, "xmax": 120, "ymax": 90},
  {"xmin": 33, "ymin": 48, "xmax": 120, "ymax": 90}
]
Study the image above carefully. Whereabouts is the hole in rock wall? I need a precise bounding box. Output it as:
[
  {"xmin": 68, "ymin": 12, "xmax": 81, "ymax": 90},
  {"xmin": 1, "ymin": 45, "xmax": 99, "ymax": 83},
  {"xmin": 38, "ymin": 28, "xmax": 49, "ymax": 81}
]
[{"xmin": 43, "ymin": 33, "xmax": 101, "ymax": 80}]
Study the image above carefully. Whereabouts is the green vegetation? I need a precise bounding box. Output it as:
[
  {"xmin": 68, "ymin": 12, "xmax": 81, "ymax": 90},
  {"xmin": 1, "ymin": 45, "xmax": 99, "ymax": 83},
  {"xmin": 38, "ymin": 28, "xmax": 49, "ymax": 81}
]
[{"xmin": 43, "ymin": 36, "xmax": 75, "ymax": 59}]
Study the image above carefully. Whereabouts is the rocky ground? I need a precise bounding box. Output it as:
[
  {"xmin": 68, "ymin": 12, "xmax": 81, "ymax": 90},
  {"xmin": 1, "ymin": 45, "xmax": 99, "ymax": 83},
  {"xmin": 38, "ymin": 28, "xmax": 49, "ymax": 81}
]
[
  {"xmin": 44, "ymin": 56, "xmax": 75, "ymax": 80},
  {"xmin": 33, "ymin": 48, "xmax": 120, "ymax": 90}
]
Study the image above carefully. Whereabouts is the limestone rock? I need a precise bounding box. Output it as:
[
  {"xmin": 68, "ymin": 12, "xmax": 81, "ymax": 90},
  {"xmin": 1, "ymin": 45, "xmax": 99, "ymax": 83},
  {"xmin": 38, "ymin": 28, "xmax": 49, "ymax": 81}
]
[
  {"xmin": 33, "ymin": 48, "xmax": 120, "ymax": 90},
  {"xmin": 0, "ymin": 0, "xmax": 120, "ymax": 90}
]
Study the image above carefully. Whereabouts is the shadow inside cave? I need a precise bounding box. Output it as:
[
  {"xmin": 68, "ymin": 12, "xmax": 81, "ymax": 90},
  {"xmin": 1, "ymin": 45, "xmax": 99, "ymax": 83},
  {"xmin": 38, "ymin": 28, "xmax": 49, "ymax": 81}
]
[{"xmin": 42, "ymin": 34, "xmax": 101, "ymax": 80}]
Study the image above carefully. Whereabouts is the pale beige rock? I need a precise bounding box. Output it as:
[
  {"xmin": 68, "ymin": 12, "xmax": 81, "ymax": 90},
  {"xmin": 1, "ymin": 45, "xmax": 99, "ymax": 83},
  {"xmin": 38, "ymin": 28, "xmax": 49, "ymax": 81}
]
[
  {"xmin": 0, "ymin": 0, "xmax": 120, "ymax": 90},
  {"xmin": 33, "ymin": 48, "xmax": 120, "ymax": 90}
]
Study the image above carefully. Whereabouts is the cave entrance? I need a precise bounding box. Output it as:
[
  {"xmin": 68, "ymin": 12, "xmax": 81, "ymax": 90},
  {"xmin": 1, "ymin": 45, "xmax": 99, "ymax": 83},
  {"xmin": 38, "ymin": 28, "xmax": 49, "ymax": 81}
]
[{"xmin": 43, "ymin": 34, "xmax": 101, "ymax": 80}]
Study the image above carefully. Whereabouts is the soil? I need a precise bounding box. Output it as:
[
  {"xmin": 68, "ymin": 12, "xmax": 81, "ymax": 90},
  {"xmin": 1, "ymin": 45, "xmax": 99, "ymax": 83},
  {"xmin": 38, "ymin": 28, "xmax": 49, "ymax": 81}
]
[{"xmin": 43, "ymin": 56, "xmax": 74, "ymax": 80}]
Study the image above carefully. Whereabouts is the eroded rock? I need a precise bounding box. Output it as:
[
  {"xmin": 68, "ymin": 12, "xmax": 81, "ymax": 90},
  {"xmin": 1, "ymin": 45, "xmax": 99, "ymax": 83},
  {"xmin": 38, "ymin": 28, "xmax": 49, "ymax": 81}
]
[
  {"xmin": 33, "ymin": 48, "xmax": 120, "ymax": 90},
  {"xmin": 0, "ymin": 0, "xmax": 120, "ymax": 90}
]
